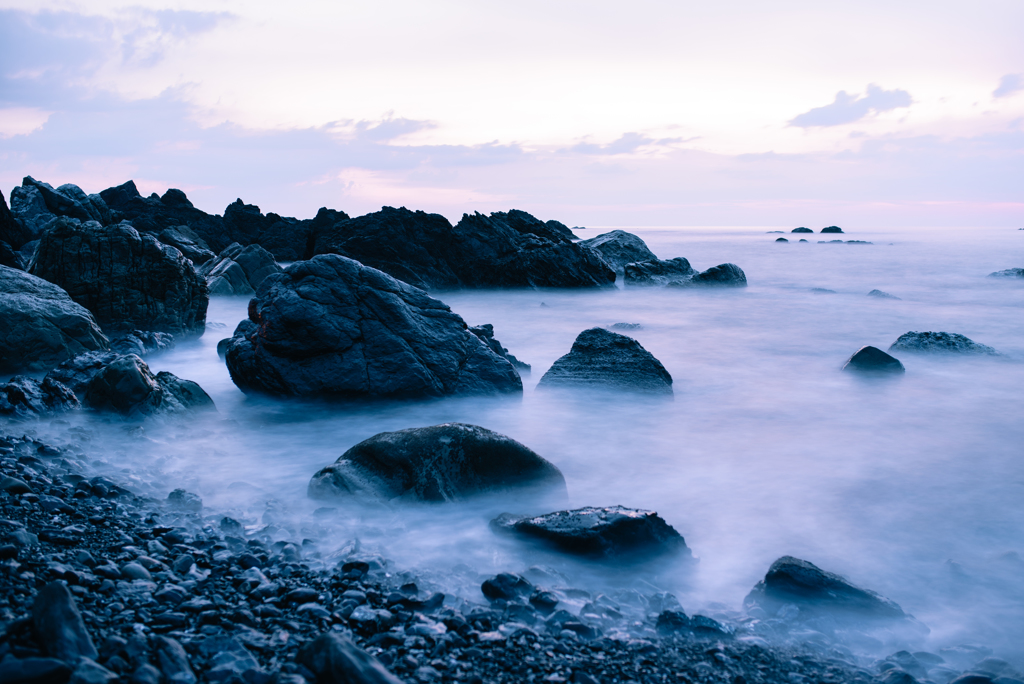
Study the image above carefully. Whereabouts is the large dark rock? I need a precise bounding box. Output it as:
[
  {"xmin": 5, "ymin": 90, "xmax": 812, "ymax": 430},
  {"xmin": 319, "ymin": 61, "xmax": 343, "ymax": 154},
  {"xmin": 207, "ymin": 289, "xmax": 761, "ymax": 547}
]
[
  {"xmin": 8, "ymin": 185, "xmax": 54, "ymax": 242},
  {"xmin": 312, "ymin": 206, "xmax": 614, "ymax": 290},
  {"xmin": 579, "ymin": 230, "xmax": 657, "ymax": 273},
  {"xmin": 224, "ymin": 255, "xmax": 522, "ymax": 398},
  {"xmin": 686, "ymin": 263, "xmax": 747, "ymax": 287},
  {"xmin": 537, "ymin": 327, "xmax": 673, "ymax": 395},
  {"xmin": 158, "ymin": 227, "xmax": 215, "ymax": 265},
  {"xmin": 545, "ymin": 219, "xmax": 578, "ymax": 241},
  {"xmin": 1, "ymin": 189, "xmax": 34, "ymax": 250},
  {"xmin": 44, "ymin": 351, "xmax": 121, "ymax": 398},
  {"xmin": 469, "ymin": 324, "xmax": 530, "ymax": 374},
  {"xmin": 0, "ymin": 240, "xmax": 24, "ymax": 270},
  {"xmin": 842, "ymin": 345, "xmax": 905, "ymax": 374},
  {"xmin": 744, "ymin": 556, "xmax": 909, "ymax": 621},
  {"xmin": 792, "ymin": 227, "xmax": 813, "ymax": 233},
  {"xmin": 29, "ymin": 218, "xmax": 208, "ymax": 336},
  {"xmin": 889, "ymin": 331, "xmax": 997, "ymax": 355},
  {"xmin": 821, "ymin": 226, "xmax": 844, "ymax": 233},
  {"xmin": 82, "ymin": 354, "xmax": 215, "ymax": 419},
  {"xmin": 623, "ymin": 257, "xmax": 695, "ymax": 286},
  {"xmin": 199, "ymin": 243, "xmax": 282, "ymax": 296},
  {"xmin": 0, "ymin": 376, "xmax": 79, "ymax": 420},
  {"xmin": 297, "ymin": 632, "xmax": 403, "ymax": 684},
  {"xmin": 491, "ymin": 506, "xmax": 691, "ymax": 562},
  {"xmin": 98, "ymin": 183, "xmax": 228, "ymax": 251},
  {"xmin": 988, "ymin": 268, "xmax": 1024, "ymax": 278},
  {"xmin": 308, "ymin": 423, "xmax": 567, "ymax": 505},
  {"xmin": 0, "ymin": 266, "xmax": 109, "ymax": 373},
  {"xmin": 31, "ymin": 581, "xmax": 98, "ymax": 663}
]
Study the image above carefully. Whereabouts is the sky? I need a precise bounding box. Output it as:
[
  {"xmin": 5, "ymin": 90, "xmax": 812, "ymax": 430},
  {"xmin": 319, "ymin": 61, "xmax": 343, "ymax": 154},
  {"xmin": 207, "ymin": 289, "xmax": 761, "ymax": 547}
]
[{"xmin": 1, "ymin": 0, "xmax": 1022, "ymax": 227}]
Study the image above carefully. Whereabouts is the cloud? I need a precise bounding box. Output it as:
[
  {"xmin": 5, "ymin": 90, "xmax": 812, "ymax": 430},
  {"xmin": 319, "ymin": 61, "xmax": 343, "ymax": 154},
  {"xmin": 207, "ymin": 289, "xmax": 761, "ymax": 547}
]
[
  {"xmin": 993, "ymin": 74, "xmax": 1023, "ymax": 99},
  {"xmin": 569, "ymin": 132, "xmax": 685, "ymax": 155},
  {"xmin": 789, "ymin": 84, "xmax": 912, "ymax": 127},
  {"xmin": 353, "ymin": 116, "xmax": 437, "ymax": 142}
]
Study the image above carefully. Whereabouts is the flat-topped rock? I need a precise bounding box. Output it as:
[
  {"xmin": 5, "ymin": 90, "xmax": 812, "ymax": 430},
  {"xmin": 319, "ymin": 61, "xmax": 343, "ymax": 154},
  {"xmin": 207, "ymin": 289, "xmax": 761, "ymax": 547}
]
[
  {"xmin": 538, "ymin": 327, "xmax": 672, "ymax": 395},
  {"xmin": 889, "ymin": 332, "xmax": 997, "ymax": 355},
  {"xmin": 308, "ymin": 423, "xmax": 567, "ymax": 505},
  {"xmin": 842, "ymin": 345, "xmax": 905, "ymax": 374}
]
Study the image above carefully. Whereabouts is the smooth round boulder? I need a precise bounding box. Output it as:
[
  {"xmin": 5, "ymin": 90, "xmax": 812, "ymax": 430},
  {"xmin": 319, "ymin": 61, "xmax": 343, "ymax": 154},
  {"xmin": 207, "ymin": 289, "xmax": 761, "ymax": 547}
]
[
  {"xmin": 688, "ymin": 263, "xmax": 747, "ymax": 286},
  {"xmin": 889, "ymin": 331, "xmax": 997, "ymax": 355},
  {"xmin": 224, "ymin": 254, "xmax": 522, "ymax": 399},
  {"xmin": 842, "ymin": 345, "xmax": 905, "ymax": 374},
  {"xmin": 791, "ymin": 227, "xmax": 813, "ymax": 233},
  {"xmin": 537, "ymin": 327, "xmax": 673, "ymax": 395},
  {"xmin": 0, "ymin": 265, "xmax": 109, "ymax": 373},
  {"xmin": 578, "ymin": 230, "xmax": 657, "ymax": 273},
  {"xmin": 308, "ymin": 423, "xmax": 567, "ymax": 505},
  {"xmin": 821, "ymin": 226, "xmax": 844, "ymax": 233}
]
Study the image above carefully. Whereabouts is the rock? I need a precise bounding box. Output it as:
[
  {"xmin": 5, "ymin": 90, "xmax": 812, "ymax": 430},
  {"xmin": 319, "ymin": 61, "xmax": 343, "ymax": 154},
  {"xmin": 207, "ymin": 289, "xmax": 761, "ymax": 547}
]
[
  {"xmin": 157, "ymin": 227, "xmax": 214, "ymax": 265},
  {"xmin": 153, "ymin": 636, "xmax": 196, "ymax": 684},
  {"xmin": 811, "ymin": 288, "xmax": 836, "ymax": 294},
  {"xmin": 109, "ymin": 331, "xmax": 175, "ymax": 357},
  {"xmin": 0, "ymin": 240, "xmax": 23, "ymax": 270},
  {"xmin": 846, "ymin": 240, "xmax": 873, "ymax": 244},
  {"xmin": 792, "ymin": 227, "xmax": 813, "ymax": 233},
  {"xmin": 31, "ymin": 581, "xmax": 99, "ymax": 663},
  {"xmin": 199, "ymin": 242, "xmax": 282, "ymax": 296},
  {"xmin": 799, "ymin": 239, "xmax": 808, "ymax": 242},
  {"xmin": 490, "ymin": 506, "xmax": 691, "ymax": 561},
  {"xmin": 537, "ymin": 328, "xmax": 672, "ymax": 395},
  {"xmin": 167, "ymin": 489, "xmax": 203, "ymax": 512},
  {"xmin": 82, "ymin": 354, "xmax": 215, "ymax": 418},
  {"xmin": 44, "ymin": 351, "xmax": 122, "ymax": 398},
  {"xmin": 842, "ymin": 346, "xmax": 905, "ymax": 374},
  {"xmin": 0, "ymin": 376, "xmax": 80, "ymax": 419},
  {"xmin": 578, "ymin": 230, "xmax": 657, "ymax": 273},
  {"xmin": 988, "ymin": 268, "xmax": 1024, "ymax": 278},
  {"xmin": 312, "ymin": 206, "xmax": 613, "ymax": 290},
  {"xmin": 469, "ymin": 324, "xmax": 530, "ymax": 374},
  {"xmin": 308, "ymin": 423, "xmax": 567, "ymax": 505},
  {"xmin": 821, "ymin": 226, "xmax": 844, "ymax": 233},
  {"xmin": 224, "ymin": 255, "xmax": 522, "ymax": 398},
  {"xmin": 744, "ymin": 556, "xmax": 910, "ymax": 622},
  {"xmin": 0, "ymin": 655, "xmax": 73, "ymax": 684},
  {"xmin": 889, "ymin": 332, "xmax": 997, "ymax": 355},
  {"xmin": 129, "ymin": 665, "xmax": 161, "ymax": 684},
  {"xmin": 609, "ymin": 322, "xmax": 642, "ymax": 330},
  {"xmin": 1, "ymin": 189, "xmax": 35, "ymax": 251},
  {"xmin": 0, "ymin": 266, "xmax": 109, "ymax": 373},
  {"xmin": 29, "ymin": 219, "xmax": 208, "ymax": 336},
  {"xmin": 623, "ymin": 258, "xmax": 695, "ymax": 286},
  {"xmin": 1, "ymin": 476, "xmax": 33, "ymax": 494},
  {"xmin": 68, "ymin": 659, "xmax": 117, "ymax": 684},
  {"xmin": 297, "ymin": 632, "xmax": 403, "ymax": 684},
  {"xmin": 545, "ymin": 219, "xmax": 578, "ymax": 241},
  {"xmin": 481, "ymin": 573, "xmax": 533, "ymax": 601},
  {"xmin": 99, "ymin": 184, "xmax": 228, "ymax": 253},
  {"xmin": 867, "ymin": 289, "xmax": 900, "ymax": 300},
  {"xmin": 775, "ymin": 237, "xmax": 789, "ymax": 242},
  {"xmin": 687, "ymin": 263, "xmax": 747, "ymax": 287}
]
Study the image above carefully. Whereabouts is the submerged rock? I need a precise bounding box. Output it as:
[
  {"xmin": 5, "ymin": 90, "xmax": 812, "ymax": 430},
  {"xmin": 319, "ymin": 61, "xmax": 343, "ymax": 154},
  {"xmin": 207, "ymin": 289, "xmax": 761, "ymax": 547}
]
[
  {"xmin": 491, "ymin": 506, "xmax": 691, "ymax": 562},
  {"xmin": 224, "ymin": 255, "xmax": 522, "ymax": 399},
  {"xmin": 199, "ymin": 242, "xmax": 282, "ymax": 296},
  {"xmin": 821, "ymin": 226, "xmax": 844, "ymax": 233},
  {"xmin": 868, "ymin": 289, "xmax": 901, "ymax": 300},
  {"xmin": 578, "ymin": 230, "xmax": 657, "ymax": 273},
  {"xmin": 538, "ymin": 328, "xmax": 672, "ymax": 395},
  {"xmin": 744, "ymin": 556, "xmax": 909, "ymax": 621},
  {"xmin": 308, "ymin": 423, "xmax": 567, "ymax": 505},
  {"xmin": 889, "ymin": 331, "xmax": 997, "ymax": 355},
  {"xmin": 988, "ymin": 268, "xmax": 1024, "ymax": 278},
  {"xmin": 0, "ymin": 376, "xmax": 79, "ymax": 420},
  {"xmin": 29, "ymin": 218, "xmax": 208, "ymax": 336},
  {"xmin": 623, "ymin": 257, "xmax": 695, "ymax": 286},
  {"xmin": 842, "ymin": 346, "xmax": 905, "ymax": 374},
  {"xmin": 0, "ymin": 265, "xmax": 109, "ymax": 373}
]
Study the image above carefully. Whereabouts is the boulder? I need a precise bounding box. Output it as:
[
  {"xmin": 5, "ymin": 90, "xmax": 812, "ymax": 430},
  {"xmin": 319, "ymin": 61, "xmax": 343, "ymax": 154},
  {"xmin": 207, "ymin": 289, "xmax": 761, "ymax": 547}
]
[
  {"xmin": 158, "ymin": 227, "xmax": 215, "ymax": 265},
  {"xmin": 82, "ymin": 354, "xmax": 215, "ymax": 419},
  {"xmin": 623, "ymin": 257, "xmax": 695, "ymax": 286},
  {"xmin": 578, "ymin": 230, "xmax": 657, "ymax": 273},
  {"xmin": 686, "ymin": 263, "xmax": 747, "ymax": 287},
  {"xmin": 469, "ymin": 324, "xmax": 530, "ymax": 374},
  {"xmin": 109, "ymin": 331, "xmax": 175, "ymax": 357},
  {"xmin": 744, "ymin": 556, "xmax": 909, "ymax": 621},
  {"xmin": 8, "ymin": 184, "xmax": 55, "ymax": 242},
  {"xmin": 199, "ymin": 243, "xmax": 282, "ymax": 296},
  {"xmin": 988, "ymin": 268, "xmax": 1024, "ymax": 278},
  {"xmin": 312, "ymin": 206, "xmax": 614, "ymax": 290},
  {"xmin": 224, "ymin": 255, "xmax": 523, "ymax": 398},
  {"xmin": 99, "ymin": 183, "xmax": 229, "ymax": 252},
  {"xmin": 545, "ymin": 219, "xmax": 578, "ymax": 241},
  {"xmin": 29, "ymin": 218, "xmax": 208, "ymax": 336},
  {"xmin": 537, "ymin": 328, "xmax": 673, "ymax": 395},
  {"xmin": 1, "ymin": 189, "xmax": 34, "ymax": 250},
  {"xmin": 31, "ymin": 581, "xmax": 98, "ymax": 663},
  {"xmin": 44, "ymin": 351, "xmax": 123, "ymax": 398},
  {"xmin": 821, "ymin": 226, "xmax": 844, "ymax": 233},
  {"xmin": 889, "ymin": 332, "xmax": 997, "ymax": 355},
  {"xmin": 792, "ymin": 227, "xmax": 813, "ymax": 233},
  {"xmin": 0, "ymin": 376, "xmax": 80, "ymax": 419},
  {"xmin": 775, "ymin": 237, "xmax": 789, "ymax": 242},
  {"xmin": 842, "ymin": 345, "xmax": 905, "ymax": 374},
  {"xmin": 0, "ymin": 240, "xmax": 23, "ymax": 270},
  {"xmin": 868, "ymin": 289, "xmax": 900, "ymax": 300},
  {"xmin": 308, "ymin": 423, "xmax": 567, "ymax": 505},
  {"xmin": 0, "ymin": 266, "xmax": 109, "ymax": 373},
  {"xmin": 297, "ymin": 632, "xmax": 403, "ymax": 684},
  {"xmin": 491, "ymin": 506, "xmax": 691, "ymax": 562}
]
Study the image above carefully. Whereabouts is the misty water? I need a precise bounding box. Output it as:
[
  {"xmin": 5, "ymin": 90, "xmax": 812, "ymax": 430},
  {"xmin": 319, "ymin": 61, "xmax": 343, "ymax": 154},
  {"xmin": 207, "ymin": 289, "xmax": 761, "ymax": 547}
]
[{"xmin": 26, "ymin": 226, "xmax": 1024, "ymax": 661}]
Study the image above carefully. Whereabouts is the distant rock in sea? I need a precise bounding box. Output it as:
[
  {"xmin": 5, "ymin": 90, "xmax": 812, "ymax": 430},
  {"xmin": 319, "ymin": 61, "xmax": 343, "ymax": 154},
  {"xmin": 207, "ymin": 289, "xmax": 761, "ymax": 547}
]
[
  {"xmin": 821, "ymin": 226, "xmax": 844, "ymax": 233},
  {"xmin": 609, "ymin": 322, "xmax": 642, "ymax": 330},
  {"xmin": 538, "ymin": 327, "xmax": 673, "ymax": 395},
  {"xmin": 776, "ymin": 237, "xmax": 789, "ymax": 242},
  {"xmin": 988, "ymin": 268, "xmax": 1024, "ymax": 278},
  {"xmin": 842, "ymin": 345, "xmax": 905, "ymax": 374},
  {"xmin": 845, "ymin": 240, "xmax": 873, "ymax": 244},
  {"xmin": 867, "ymin": 289, "xmax": 900, "ymax": 300},
  {"xmin": 889, "ymin": 331, "xmax": 997, "ymax": 355},
  {"xmin": 810, "ymin": 288, "xmax": 837, "ymax": 294},
  {"xmin": 792, "ymin": 227, "xmax": 813, "ymax": 233}
]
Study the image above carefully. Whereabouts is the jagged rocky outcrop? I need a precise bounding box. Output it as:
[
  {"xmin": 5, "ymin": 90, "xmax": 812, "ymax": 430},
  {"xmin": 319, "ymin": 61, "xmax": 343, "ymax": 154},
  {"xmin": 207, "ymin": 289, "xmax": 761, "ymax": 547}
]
[
  {"xmin": 538, "ymin": 328, "xmax": 673, "ymax": 395},
  {"xmin": 199, "ymin": 242, "xmax": 282, "ymax": 295},
  {"xmin": 744, "ymin": 556, "xmax": 912, "ymax": 622},
  {"xmin": 889, "ymin": 331, "xmax": 997, "ymax": 355},
  {"xmin": 469, "ymin": 324, "xmax": 530, "ymax": 374},
  {"xmin": 0, "ymin": 376, "xmax": 80, "ymax": 419},
  {"xmin": 0, "ymin": 265, "xmax": 109, "ymax": 373},
  {"xmin": 29, "ymin": 218, "xmax": 208, "ymax": 336},
  {"xmin": 158, "ymin": 226, "xmax": 215, "ymax": 265},
  {"xmin": 308, "ymin": 423, "xmax": 567, "ymax": 505},
  {"xmin": 625, "ymin": 259, "xmax": 747, "ymax": 288},
  {"xmin": 578, "ymin": 230, "xmax": 657, "ymax": 273},
  {"xmin": 8, "ymin": 177, "xmax": 114, "ymax": 242},
  {"xmin": 491, "ymin": 506, "xmax": 691, "ymax": 562},
  {"xmin": 224, "ymin": 255, "xmax": 523, "ymax": 398},
  {"xmin": 842, "ymin": 346, "xmax": 905, "ymax": 374},
  {"xmin": 1, "ymin": 189, "xmax": 34, "ymax": 261},
  {"xmin": 989, "ymin": 268, "xmax": 1024, "ymax": 278},
  {"xmin": 312, "ymin": 206, "xmax": 614, "ymax": 290}
]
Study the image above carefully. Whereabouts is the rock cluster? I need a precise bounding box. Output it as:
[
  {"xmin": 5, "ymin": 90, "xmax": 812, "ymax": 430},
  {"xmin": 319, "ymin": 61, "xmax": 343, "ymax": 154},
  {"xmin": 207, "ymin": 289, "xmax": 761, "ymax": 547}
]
[
  {"xmin": 223, "ymin": 255, "xmax": 523, "ymax": 399},
  {"xmin": 199, "ymin": 242, "xmax": 282, "ymax": 296},
  {"xmin": 538, "ymin": 328, "xmax": 673, "ymax": 395},
  {"xmin": 625, "ymin": 259, "xmax": 747, "ymax": 288},
  {"xmin": 889, "ymin": 331, "xmax": 998, "ymax": 355}
]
